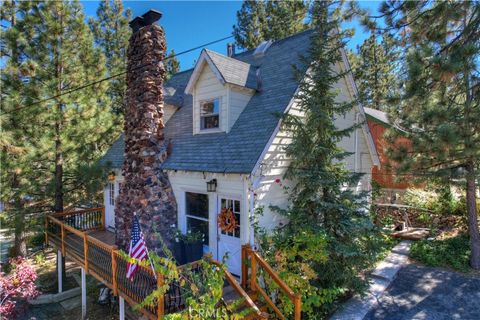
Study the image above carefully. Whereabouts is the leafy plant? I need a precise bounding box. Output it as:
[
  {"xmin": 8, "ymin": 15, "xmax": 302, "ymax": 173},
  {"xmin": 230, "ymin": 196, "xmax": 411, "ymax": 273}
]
[
  {"xmin": 171, "ymin": 227, "xmax": 205, "ymax": 244},
  {"xmin": 0, "ymin": 257, "xmax": 40, "ymax": 318},
  {"xmin": 411, "ymin": 234, "xmax": 471, "ymax": 272}
]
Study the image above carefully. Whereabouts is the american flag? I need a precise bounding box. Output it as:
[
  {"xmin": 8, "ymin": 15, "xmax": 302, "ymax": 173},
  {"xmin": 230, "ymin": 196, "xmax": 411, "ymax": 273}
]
[{"xmin": 126, "ymin": 215, "xmax": 149, "ymax": 280}]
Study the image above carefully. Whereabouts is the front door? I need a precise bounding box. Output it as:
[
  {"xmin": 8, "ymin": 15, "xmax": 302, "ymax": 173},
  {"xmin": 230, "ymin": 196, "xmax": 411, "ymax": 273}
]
[{"xmin": 217, "ymin": 197, "xmax": 242, "ymax": 276}]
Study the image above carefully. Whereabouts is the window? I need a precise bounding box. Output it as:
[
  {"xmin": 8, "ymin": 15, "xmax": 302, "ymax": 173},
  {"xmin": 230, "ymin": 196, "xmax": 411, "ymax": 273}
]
[
  {"xmin": 220, "ymin": 198, "xmax": 241, "ymax": 238},
  {"xmin": 185, "ymin": 192, "xmax": 209, "ymax": 245},
  {"xmin": 108, "ymin": 182, "xmax": 115, "ymax": 206},
  {"xmin": 200, "ymin": 98, "xmax": 220, "ymax": 130}
]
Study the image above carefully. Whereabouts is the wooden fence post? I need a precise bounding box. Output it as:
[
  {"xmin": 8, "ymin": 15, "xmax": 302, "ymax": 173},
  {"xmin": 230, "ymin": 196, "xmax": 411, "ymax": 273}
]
[
  {"xmin": 157, "ymin": 273, "xmax": 164, "ymax": 319},
  {"xmin": 241, "ymin": 245, "xmax": 249, "ymax": 289},
  {"xmin": 61, "ymin": 224, "xmax": 65, "ymax": 256},
  {"xmin": 101, "ymin": 207, "xmax": 106, "ymax": 230},
  {"xmin": 83, "ymin": 233, "xmax": 89, "ymax": 272},
  {"xmin": 294, "ymin": 294, "xmax": 302, "ymax": 320},
  {"xmin": 250, "ymin": 253, "xmax": 257, "ymax": 293},
  {"xmin": 112, "ymin": 249, "xmax": 118, "ymax": 296}
]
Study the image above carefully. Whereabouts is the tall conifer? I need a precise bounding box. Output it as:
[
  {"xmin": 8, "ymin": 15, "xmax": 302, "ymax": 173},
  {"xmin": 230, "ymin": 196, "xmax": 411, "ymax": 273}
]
[{"xmin": 375, "ymin": 0, "xmax": 480, "ymax": 269}]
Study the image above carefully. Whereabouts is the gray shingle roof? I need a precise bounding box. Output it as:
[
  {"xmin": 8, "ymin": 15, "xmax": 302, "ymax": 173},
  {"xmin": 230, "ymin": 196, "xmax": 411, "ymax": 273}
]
[
  {"xmin": 204, "ymin": 49, "xmax": 257, "ymax": 90},
  {"xmin": 100, "ymin": 30, "xmax": 313, "ymax": 173}
]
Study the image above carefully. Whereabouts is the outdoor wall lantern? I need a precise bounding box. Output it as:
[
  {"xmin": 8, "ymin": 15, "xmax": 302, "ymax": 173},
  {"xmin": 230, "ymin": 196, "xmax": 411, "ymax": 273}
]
[
  {"xmin": 107, "ymin": 171, "xmax": 116, "ymax": 181},
  {"xmin": 206, "ymin": 179, "xmax": 217, "ymax": 192}
]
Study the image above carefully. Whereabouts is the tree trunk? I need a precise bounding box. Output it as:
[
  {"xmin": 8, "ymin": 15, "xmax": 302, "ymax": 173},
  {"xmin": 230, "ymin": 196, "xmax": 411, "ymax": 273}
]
[
  {"xmin": 13, "ymin": 209, "xmax": 27, "ymax": 257},
  {"xmin": 466, "ymin": 160, "xmax": 480, "ymax": 269}
]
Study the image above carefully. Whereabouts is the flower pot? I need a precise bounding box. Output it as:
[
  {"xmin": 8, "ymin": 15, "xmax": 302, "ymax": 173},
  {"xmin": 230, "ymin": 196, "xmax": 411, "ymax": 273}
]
[
  {"xmin": 172, "ymin": 241, "xmax": 186, "ymax": 265},
  {"xmin": 184, "ymin": 241, "xmax": 203, "ymax": 263}
]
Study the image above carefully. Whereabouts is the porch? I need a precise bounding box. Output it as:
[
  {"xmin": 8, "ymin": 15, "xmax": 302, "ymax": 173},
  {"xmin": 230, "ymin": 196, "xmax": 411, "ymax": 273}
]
[{"xmin": 45, "ymin": 208, "xmax": 301, "ymax": 319}]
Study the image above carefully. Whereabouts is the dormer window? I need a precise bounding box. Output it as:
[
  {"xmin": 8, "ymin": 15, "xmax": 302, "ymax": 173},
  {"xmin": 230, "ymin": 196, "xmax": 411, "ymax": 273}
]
[{"xmin": 200, "ymin": 98, "xmax": 220, "ymax": 130}]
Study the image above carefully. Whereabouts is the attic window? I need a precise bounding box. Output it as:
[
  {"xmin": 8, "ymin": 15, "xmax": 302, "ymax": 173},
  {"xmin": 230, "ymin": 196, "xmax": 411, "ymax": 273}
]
[{"xmin": 200, "ymin": 98, "xmax": 220, "ymax": 130}]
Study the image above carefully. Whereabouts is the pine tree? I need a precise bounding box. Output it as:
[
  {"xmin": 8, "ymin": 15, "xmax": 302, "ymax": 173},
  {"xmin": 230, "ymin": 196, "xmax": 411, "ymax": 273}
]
[
  {"xmin": 264, "ymin": 0, "xmax": 309, "ymax": 41},
  {"xmin": 89, "ymin": 0, "xmax": 131, "ymax": 115},
  {"xmin": 1, "ymin": 0, "xmax": 116, "ymax": 217},
  {"xmin": 258, "ymin": 1, "xmax": 378, "ymax": 316},
  {"xmin": 165, "ymin": 49, "xmax": 180, "ymax": 80},
  {"xmin": 233, "ymin": 0, "xmax": 267, "ymax": 49},
  {"xmin": 376, "ymin": 1, "xmax": 480, "ymax": 269},
  {"xmin": 233, "ymin": 0, "xmax": 309, "ymax": 50},
  {"xmin": 349, "ymin": 33, "xmax": 399, "ymax": 111}
]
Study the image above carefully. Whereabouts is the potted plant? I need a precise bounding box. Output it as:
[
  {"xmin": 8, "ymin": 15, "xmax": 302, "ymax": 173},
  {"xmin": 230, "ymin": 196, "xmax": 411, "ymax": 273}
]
[{"xmin": 170, "ymin": 227, "xmax": 205, "ymax": 265}]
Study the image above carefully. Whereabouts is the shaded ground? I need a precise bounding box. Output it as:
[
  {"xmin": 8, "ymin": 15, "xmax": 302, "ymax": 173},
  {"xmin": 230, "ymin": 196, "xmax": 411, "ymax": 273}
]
[
  {"xmin": 18, "ymin": 293, "xmax": 119, "ymax": 320},
  {"xmin": 364, "ymin": 264, "xmax": 480, "ymax": 320}
]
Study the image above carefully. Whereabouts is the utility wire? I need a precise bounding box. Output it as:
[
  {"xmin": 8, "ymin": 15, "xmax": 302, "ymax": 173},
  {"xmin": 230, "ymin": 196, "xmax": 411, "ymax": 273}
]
[{"xmin": 1, "ymin": 35, "xmax": 234, "ymax": 115}]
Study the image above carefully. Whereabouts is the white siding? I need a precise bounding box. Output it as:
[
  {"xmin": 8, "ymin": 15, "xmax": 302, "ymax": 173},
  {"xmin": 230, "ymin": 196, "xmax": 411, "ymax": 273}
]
[
  {"xmin": 193, "ymin": 63, "xmax": 228, "ymax": 134},
  {"xmin": 228, "ymin": 86, "xmax": 252, "ymax": 132},
  {"xmin": 164, "ymin": 104, "xmax": 178, "ymax": 124},
  {"xmin": 254, "ymin": 64, "xmax": 374, "ymax": 231},
  {"xmin": 167, "ymin": 171, "xmax": 250, "ymax": 260}
]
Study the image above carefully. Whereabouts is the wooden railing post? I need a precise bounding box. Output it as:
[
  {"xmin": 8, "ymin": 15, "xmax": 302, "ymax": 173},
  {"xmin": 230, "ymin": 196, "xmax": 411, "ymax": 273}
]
[
  {"xmin": 61, "ymin": 224, "xmax": 65, "ymax": 256},
  {"xmin": 294, "ymin": 294, "xmax": 302, "ymax": 320},
  {"xmin": 111, "ymin": 249, "xmax": 118, "ymax": 296},
  {"xmin": 250, "ymin": 253, "xmax": 257, "ymax": 293},
  {"xmin": 83, "ymin": 233, "xmax": 89, "ymax": 272},
  {"xmin": 101, "ymin": 207, "xmax": 106, "ymax": 230},
  {"xmin": 157, "ymin": 273, "xmax": 164, "ymax": 319},
  {"xmin": 241, "ymin": 245, "xmax": 249, "ymax": 289}
]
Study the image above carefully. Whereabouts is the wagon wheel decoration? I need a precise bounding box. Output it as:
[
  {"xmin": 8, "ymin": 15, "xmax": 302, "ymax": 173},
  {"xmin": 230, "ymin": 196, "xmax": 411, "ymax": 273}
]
[{"xmin": 217, "ymin": 208, "xmax": 238, "ymax": 233}]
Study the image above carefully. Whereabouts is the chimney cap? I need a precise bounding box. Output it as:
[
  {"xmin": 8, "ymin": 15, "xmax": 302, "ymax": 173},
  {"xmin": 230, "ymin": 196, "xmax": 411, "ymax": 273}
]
[
  {"xmin": 142, "ymin": 9, "xmax": 162, "ymax": 25},
  {"xmin": 129, "ymin": 9, "xmax": 163, "ymax": 32}
]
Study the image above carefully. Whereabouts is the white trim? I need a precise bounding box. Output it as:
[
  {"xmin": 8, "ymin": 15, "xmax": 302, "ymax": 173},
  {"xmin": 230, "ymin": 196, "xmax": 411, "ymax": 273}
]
[
  {"xmin": 119, "ymin": 297, "xmax": 125, "ymax": 320},
  {"xmin": 340, "ymin": 47, "xmax": 380, "ymax": 167},
  {"xmin": 185, "ymin": 50, "xmax": 226, "ymax": 95},
  {"xmin": 250, "ymin": 82, "xmax": 302, "ymax": 177}
]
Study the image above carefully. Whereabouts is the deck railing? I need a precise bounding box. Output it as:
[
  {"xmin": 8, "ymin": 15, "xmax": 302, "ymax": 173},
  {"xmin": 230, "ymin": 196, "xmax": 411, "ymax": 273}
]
[
  {"xmin": 241, "ymin": 245, "xmax": 302, "ymax": 320},
  {"xmin": 45, "ymin": 209, "xmax": 266, "ymax": 319},
  {"xmin": 46, "ymin": 208, "xmax": 164, "ymax": 319}
]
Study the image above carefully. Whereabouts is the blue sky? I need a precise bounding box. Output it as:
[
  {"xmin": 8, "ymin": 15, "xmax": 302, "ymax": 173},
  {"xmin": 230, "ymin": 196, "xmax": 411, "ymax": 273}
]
[{"xmin": 82, "ymin": 0, "xmax": 381, "ymax": 71}]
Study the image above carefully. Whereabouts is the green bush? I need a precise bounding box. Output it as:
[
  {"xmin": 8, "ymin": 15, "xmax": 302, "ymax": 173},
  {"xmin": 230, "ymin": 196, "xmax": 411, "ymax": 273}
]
[{"xmin": 410, "ymin": 234, "xmax": 471, "ymax": 272}]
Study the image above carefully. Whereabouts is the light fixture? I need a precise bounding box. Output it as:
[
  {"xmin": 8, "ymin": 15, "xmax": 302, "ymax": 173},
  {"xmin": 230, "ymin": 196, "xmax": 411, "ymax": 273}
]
[
  {"xmin": 107, "ymin": 171, "xmax": 116, "ymax": 181},
  {"xmin": 206, "ymin": 179, "xmax": 217, "ymax": 192}
]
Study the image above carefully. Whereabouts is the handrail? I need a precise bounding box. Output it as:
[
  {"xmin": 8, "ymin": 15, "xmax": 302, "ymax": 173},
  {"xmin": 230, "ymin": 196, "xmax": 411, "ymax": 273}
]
[
  {"xmin": 242, "ymin": 245, "xmax": 302, "ymax": 320},
  {"xmin": 45, "ymin": 209, "xmax": 162, "ymax": 320},
  {"xmin": 210, "ymin": 259, "xmax": 266, "ymax": 319}
]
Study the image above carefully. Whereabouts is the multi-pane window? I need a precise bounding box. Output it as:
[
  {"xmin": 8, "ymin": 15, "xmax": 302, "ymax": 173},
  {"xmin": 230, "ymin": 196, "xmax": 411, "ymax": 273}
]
[
  {"xmin": 108, "ymin": 182, "xmax": 115, "ymax": 206},
  {"xmin": 220, "ymin": 198, "xmax": 240, "ymax": 238},
  {"xmin": 200, "ymin": 98, "xmax": 219, "ymax": 130},
  {"xmin": 185, "ymin": 192, "xmax": 209, "ymax": 244}
]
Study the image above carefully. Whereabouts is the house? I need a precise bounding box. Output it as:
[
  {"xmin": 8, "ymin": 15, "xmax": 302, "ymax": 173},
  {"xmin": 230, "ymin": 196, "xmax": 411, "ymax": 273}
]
[
  {"xmin": 46, "ymin": 10, "xmax": 379, "ymax": 320},
  {"xmin": 101, "ymin": 21, "xmax": 379, "ymax": 277},
  {"xmin": 364, "ymin": 107, "xmax": 414, "ymax": 203}
]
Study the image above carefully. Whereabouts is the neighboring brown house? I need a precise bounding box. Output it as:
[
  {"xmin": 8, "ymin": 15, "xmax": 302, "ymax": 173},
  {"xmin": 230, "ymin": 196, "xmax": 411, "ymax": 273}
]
[{"xmin": 364, "ymin": 107, "xmax": 415, "ymax": 203}]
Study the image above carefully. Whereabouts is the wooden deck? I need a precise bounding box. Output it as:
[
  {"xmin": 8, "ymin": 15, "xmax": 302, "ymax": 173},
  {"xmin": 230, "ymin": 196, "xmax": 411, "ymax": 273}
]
[
  {"xmin": 46, "ymin": 208, "xmax": 301, "ymax": 319},
  {"xmin": 88, "ymin": 229, "xmax": 115, "ymax": 245}
]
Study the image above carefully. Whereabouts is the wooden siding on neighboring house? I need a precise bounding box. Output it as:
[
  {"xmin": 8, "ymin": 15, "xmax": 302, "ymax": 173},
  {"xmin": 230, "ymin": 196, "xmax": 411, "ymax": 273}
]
[{"xmin": 367, "ymin": 118, "xmax": 412, "ymax": 190}]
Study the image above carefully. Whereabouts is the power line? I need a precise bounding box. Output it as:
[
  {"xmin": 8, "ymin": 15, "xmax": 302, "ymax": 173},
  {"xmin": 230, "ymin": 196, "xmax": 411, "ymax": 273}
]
[{"xmin": 1, "ymin": 35, "xmax": 234, "ymax": 115}]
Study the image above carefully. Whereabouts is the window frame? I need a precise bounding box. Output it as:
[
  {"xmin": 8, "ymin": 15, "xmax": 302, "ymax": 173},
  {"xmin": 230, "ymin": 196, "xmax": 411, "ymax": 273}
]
[
  {"xmin": 184, "ymin": 192, "xmax": 209, "ymax": 245},
  {"xmin": 108, "ymin": 182, "xmax": 115, "ymax": 206},
  {"xmin": 199, "ymin": 97, "xmax": 220, "ymax": 131}
]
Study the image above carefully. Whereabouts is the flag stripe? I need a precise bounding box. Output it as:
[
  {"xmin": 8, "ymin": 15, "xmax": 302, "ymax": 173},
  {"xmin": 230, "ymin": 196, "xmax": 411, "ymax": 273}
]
[{"xmin": 126, "ymin": 215, "xmax": 150, "ymax": 281}]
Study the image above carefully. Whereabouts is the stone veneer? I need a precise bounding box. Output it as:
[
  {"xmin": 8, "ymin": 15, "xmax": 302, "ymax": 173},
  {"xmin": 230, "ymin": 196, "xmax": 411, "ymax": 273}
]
[{"xmin": 115, "ymin": 14, "xmax": 177, "ymax": 253}]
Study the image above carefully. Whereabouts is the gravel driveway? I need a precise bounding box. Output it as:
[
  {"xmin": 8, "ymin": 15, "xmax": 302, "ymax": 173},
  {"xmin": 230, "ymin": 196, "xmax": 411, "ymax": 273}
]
[{"xmin": 364, "ymin": 264, "xmax": 480, "ymax": 320}]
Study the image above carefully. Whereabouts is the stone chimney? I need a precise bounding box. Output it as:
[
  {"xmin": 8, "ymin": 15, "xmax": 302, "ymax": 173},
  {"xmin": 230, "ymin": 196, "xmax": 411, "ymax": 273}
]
[{"xmin": 115, "ymin": 9, "xmax": 177, "ymax": 253}]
